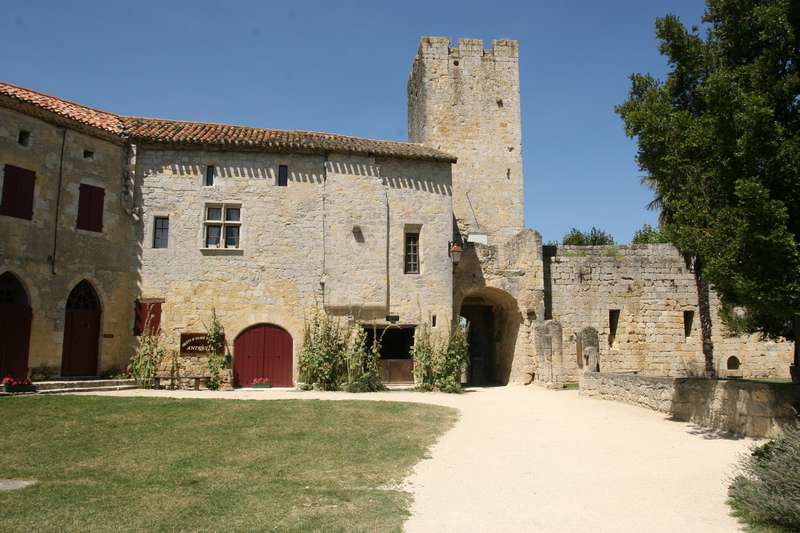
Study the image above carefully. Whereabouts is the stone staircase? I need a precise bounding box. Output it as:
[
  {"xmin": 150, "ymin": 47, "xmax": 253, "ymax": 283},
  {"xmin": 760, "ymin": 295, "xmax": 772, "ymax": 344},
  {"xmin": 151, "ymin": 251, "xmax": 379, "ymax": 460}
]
[{"xmin": 32, "ymin": 379, "xmax": 137, "ymax": 395}]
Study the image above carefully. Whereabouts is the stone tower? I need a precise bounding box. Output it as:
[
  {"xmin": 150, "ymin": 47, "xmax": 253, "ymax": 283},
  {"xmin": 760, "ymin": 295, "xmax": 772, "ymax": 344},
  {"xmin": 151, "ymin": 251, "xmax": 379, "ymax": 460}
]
[{"xmin": 408, "ymin": 36, "xmax": 524, "ymax": 245}]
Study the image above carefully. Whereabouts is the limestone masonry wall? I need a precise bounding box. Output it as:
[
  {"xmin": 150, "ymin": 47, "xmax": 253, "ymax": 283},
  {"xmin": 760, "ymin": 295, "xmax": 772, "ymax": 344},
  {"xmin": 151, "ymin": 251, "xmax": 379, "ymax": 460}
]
[
  {"xmin": 0, "ymin": 107, "xmax": 136, "ymax": 376},
  {"xmin": 136, "ymin": 146, "xmax": 453, "ymax": 385},
  {"xmin": 409, "ymin": 37, "xmax": 524, "ymax": 245},
  {"xmin": 548, "ymin": 244, "xmax": 793, "ymax": 381},
  {"xmin": 580, "ymin": 372, "xmax": 800, "ymax": 438}
]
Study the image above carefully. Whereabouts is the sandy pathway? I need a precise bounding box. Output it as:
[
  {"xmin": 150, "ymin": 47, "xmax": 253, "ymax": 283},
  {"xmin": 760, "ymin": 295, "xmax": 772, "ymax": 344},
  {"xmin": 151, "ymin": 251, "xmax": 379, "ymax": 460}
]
[{"xmin": 76, "ymin": 386, "xmax": 751, "ymax": 532}]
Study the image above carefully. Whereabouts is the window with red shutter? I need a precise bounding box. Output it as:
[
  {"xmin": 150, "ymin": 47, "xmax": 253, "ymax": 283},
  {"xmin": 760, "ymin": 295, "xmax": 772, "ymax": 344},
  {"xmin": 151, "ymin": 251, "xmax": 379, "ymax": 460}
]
[
  {"xmin": 77, "ymin": 183, "xmax": 104, "ymax": 232},
  {"xmin": 134, "ymin": 301, "xmax": 162, "ymax": 336},
  {"xmin": 0, "ymin": 164, "xmax": 35, "ymax": 220}
]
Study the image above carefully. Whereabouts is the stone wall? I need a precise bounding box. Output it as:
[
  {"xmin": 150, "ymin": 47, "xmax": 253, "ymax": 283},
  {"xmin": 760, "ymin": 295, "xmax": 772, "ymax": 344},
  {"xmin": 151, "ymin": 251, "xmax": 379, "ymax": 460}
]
[
  {"xmin": 0, "ymin": 107, "xmax": 137, "ymax": 377},
  {"xmin": 580, "ymin": 371, "xmax": 800, "ymax": 438},
  {"xmin": 135, "ymin": 146, "xmax": 453, "ymax": 385},
  {"xmin": 548, "ymin": 244, "xmax": 794, "ymax": 381},
  {"xmin": 409, "ymin": 36, "xmax": 524, "ymax": 245}
]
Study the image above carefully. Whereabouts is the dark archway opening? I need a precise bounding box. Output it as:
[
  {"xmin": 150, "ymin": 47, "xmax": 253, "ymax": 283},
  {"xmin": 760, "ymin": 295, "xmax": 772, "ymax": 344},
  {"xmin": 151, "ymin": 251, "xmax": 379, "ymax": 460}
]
[
  {"xmin": 0, "ymin": 272, "xmax": 32, "ymax": 379},
  {"xmin": 61, "ymin": 280, "xmax": 101, "ymax": 377},
  {"xmin": 458, "ymin": 288, "xmax": 521, "ymax": 386}
]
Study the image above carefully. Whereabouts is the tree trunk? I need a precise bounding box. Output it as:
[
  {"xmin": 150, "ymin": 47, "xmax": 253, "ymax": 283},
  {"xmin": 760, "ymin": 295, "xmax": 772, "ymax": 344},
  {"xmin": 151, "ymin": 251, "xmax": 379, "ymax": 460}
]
[
  {"xmin": 792, "ymin": 315, "xmax": 799, "ymax": 383},
  {"xmin": 691, "ymin": 256, "xmax": 715, "ymax": 377}
]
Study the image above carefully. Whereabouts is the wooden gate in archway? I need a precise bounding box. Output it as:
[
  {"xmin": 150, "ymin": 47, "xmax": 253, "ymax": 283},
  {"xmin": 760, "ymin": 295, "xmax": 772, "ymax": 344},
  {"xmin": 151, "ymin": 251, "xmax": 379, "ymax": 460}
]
[
  {"xmin": 234, "ymin": 324, "xmax": 293, "ymax": 387},
  {"xmin": 0, "ymin": 272, "xmax": 32, "ymax": 379}
]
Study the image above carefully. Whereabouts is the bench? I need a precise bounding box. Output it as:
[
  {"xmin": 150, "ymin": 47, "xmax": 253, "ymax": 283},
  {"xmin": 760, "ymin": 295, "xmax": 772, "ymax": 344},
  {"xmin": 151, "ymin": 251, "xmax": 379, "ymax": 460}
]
[{"xmin": 154, "ymin": 376, "xmax": 209, "ymax": 391}]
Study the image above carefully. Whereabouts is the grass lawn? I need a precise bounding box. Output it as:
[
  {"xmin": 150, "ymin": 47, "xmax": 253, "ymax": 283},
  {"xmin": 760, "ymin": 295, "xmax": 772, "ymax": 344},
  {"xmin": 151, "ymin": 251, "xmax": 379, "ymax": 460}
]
[{"xmin": 0, "ymin": 396, "xmax": 457, "ymax": 532}]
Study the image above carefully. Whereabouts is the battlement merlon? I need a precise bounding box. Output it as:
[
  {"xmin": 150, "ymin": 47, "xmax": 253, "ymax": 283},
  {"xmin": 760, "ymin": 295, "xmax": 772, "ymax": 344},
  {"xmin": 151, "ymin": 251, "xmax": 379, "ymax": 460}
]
[{"xmin": 415, "ymin": 36, "xmax": 519, "ymax": 61}]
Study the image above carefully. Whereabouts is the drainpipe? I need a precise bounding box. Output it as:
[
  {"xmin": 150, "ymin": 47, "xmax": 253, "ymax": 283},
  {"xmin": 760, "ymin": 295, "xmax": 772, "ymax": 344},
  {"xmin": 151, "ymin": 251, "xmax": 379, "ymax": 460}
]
[
  {"xmin": 321, "ymin": 154, "xmax": 329, "ymax": 308},
  {"xmin": 51, "ymin": 128, "xmax": 68, "ymax": 275}
]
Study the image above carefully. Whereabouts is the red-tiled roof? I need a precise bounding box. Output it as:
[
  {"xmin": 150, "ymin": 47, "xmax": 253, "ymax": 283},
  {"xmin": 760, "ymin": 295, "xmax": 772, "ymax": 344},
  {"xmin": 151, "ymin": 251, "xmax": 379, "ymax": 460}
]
[
  {"xmin": 0, "ymin": 81, "xmax": 455, "ymax": 162},
  {"xmin": 0, "ymin": 82, "xmax": 122, "ymax": 134}
]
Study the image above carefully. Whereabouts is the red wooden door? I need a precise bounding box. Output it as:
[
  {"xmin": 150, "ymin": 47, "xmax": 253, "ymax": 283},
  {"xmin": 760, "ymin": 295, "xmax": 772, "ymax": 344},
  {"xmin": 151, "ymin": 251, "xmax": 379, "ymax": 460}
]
[
  {"xmin": 234, "ymin": 324, "xmax": 293, "ymax": 387},
  {"xmin": 0, "ymin": 304, "xmax": 32, "ymax": 379},
  {"xmin": 61, "ymin": 310, "xmax": 100, "ymax": 376}
]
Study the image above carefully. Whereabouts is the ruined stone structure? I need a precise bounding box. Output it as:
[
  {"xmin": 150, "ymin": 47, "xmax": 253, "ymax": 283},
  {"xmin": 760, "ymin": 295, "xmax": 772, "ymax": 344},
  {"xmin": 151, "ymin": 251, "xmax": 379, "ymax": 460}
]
[{"xmin": 0, "ymin": 36, "xmax": 793, "ymax": 387}]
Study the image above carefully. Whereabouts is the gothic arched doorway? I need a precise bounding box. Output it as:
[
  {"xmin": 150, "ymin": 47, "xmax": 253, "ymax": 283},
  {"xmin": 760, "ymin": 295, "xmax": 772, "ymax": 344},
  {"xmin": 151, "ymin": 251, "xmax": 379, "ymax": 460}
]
[
  {"xmin": 0, "ymin": 272, "xmax": 32, "ymax": 379},
  {"xmin": 61, "ymin": 280, "xmax": 101, "ymax": 377}
]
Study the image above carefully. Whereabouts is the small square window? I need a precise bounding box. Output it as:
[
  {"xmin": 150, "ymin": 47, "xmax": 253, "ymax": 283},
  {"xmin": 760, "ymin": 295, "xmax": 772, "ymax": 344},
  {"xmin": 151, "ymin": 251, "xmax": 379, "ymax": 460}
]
[
  {"xmin": 205, "ymin": 165, "xmax": 215, "ymax": 186},
  {"xmin": 83, "ymin": 149, "xmax": 95, "ymax": 160},
  {"xmin": 225, "ymin": 207, "xmax": 240, "ymax": 221},
  {"xmin": 225, "ymin": 225, "xmax": 240, "ymax": 248},
  {"xmin": 18, "ymin": 130, "xmax": 31, "ymax": 147},
  {"xmin": 205, "ymin": 224, "xmax": 221, "ymax": 248},
  {"xmin": 277, "ymin": 165, "xmax": 288, "ymax": 187},
  {"xmin": 206, "ymin": 207, "xmax": 222, "ymax": 220},
  {"xmin": 153, "ymin": 217, "xmax": 169, "ymax": 248}
]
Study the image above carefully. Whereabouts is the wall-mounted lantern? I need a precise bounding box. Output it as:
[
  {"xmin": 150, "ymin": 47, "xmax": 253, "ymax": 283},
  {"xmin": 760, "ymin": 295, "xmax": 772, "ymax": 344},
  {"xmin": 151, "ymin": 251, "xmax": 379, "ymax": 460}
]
[{"xmin": 449, "ymin": 242, "xmax": 463, "ymax": 266}]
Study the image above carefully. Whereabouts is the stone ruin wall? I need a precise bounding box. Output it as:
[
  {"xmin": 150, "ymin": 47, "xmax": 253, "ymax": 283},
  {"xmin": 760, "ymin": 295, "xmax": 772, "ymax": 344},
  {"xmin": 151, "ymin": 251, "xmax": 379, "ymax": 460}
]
[{"xmin": 546, "ymin": 244, "xmax": 794, "ymax": 381}]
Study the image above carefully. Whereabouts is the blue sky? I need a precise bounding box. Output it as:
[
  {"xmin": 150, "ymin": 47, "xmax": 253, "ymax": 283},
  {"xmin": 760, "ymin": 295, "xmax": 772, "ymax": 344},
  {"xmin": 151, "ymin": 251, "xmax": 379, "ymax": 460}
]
[{"xmin": 1, "ymin": 0, "xmax": 707, "ymax": 243}]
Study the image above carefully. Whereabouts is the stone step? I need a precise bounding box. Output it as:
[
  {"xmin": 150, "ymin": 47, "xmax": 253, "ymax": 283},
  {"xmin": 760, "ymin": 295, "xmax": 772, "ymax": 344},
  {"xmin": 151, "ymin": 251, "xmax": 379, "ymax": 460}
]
[
  {"xmin": 33, "ymin": 379, "xmax": 136, "ymax": 391},
  {"xmin": 37, "ymin": 384, "xmax": 139, "ymax": 395}
]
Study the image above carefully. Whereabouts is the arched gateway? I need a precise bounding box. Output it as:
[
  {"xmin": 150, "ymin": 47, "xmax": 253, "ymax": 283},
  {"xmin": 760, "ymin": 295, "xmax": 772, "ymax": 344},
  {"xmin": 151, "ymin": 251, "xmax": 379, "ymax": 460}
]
[
  {"xmin": 0, "ymin": 272, "xmax": 33, "ymax": 379},
  {"xmin": 234, "ymin": 324, "xmax": 293, "ymax": 387}
]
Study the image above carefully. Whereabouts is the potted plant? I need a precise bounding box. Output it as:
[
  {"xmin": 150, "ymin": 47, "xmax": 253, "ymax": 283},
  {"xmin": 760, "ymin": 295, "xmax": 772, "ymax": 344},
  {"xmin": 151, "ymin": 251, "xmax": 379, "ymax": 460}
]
[
  {"xmin": 2, "ymin": 376, "xmax": 36, "ymax": 393},
  {"xmin": 251, "ymin": 377, "xmax": 272, "ymax": 389}
]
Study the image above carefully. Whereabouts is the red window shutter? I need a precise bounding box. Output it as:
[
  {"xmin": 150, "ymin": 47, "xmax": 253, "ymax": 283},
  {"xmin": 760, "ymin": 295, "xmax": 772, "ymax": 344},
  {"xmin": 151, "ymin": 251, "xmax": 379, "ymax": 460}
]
[
  {"xmin": 77, "ymin": 184, "xmax": 104, "ymax": 232},
  {"xmin": 149, "ymin": 302, "xmax": 162, "ymax": 335},
  {"xmin": 0, "ymin": 164, "xmax": 35, "ymax": 220},
  {"xmin": 134, "ymin": 301, "xmax": 162, "ymax": 336}
]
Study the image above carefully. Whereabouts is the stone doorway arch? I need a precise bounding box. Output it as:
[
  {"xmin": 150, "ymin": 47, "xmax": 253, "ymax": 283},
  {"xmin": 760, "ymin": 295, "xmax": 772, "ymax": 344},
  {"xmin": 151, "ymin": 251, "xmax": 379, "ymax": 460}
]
[{"xmin": 457, "ymin": 287, "xmax": 521, "ymax": 385}]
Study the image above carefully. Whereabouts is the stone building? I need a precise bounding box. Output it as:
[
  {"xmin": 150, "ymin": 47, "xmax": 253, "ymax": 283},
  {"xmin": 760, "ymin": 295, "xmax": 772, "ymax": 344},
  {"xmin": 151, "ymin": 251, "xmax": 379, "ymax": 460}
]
[{"xmin": 0, "ymin": 36, "xmax": 793, "ymax": 387}]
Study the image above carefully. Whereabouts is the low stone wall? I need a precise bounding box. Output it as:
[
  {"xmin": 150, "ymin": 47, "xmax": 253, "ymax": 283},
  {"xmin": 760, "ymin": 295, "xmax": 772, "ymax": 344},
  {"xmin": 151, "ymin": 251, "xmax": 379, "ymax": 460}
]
[{"xmin": 580, "ymin": 372, "xmax": 800, "ymax": 438}]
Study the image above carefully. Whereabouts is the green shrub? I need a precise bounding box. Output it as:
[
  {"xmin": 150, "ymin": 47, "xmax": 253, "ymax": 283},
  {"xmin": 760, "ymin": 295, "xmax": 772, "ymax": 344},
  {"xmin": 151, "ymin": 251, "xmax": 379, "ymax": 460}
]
[
  {"xmin": 729, "ymin": 425, "xmax": 800, "ymax": 532},
  {"xmin": 414, "ymin": 325, "xmax": 469, "ymax": 393},
  {"xmin": 434, "ymin": 326, "xmax": 469, "ymax": 393},
  {"xmin": 128, "ymin": 314, "xmax": 165, "ymax": 388},
  {"xmin": 204, "ymin": 309, "xmax": 225, "ymax": 391},
  {"xmin": 412, "ymin": 325, "xmax": 436, "ymax": 391},
  {"xmin": 299, "ymin": 310, "xmax": 385, "ymax": 392},
  {"xmin": 343, "ymin": 326, "xmax": 385, "ymax": 393}
]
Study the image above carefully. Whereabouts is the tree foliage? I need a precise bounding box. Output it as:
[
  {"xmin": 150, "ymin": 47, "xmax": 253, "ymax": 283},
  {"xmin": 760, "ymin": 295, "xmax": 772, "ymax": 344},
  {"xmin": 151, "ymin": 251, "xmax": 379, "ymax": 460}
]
[
  {"xmin": 631, "ymin": 223, "xmax": 669, "ymax": 244},
  {"xmin": 617, "ymin": 0, "xmax": 800, "ymax": 339},
  {"xmin": 562, "ymin": 226, "xmax": 615, "ymax": 246}
]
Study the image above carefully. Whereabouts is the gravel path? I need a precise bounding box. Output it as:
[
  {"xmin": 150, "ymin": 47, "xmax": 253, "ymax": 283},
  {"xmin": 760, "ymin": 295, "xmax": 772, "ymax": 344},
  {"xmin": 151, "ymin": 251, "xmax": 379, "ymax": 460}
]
[{"xmin": 77, "ymin": 386, "xmax": 751, "ymax": 532}]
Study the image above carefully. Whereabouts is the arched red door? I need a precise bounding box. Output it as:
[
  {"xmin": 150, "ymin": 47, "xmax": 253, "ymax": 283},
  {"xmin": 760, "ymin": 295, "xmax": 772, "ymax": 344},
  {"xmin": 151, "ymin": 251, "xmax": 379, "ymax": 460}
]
[
  {"xmin": 61, "ymin": 280, "xmax": 101, "ymax": 377},
  {"xmin": 0, "ymin": 272, "xmax": 32, "ymax": 380},
  {"xmin": 234, "ymin": 324, "xmax": 293, "ymax": 387}
]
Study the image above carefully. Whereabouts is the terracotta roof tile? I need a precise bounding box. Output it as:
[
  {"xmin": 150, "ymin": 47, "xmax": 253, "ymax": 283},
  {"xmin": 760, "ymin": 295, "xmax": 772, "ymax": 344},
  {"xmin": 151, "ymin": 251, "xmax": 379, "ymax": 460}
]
[
  {"xmin": 0, "ymin": 82, "xmax": 456, "ymax": 162},
  {"xmin": 0, "ymin": 81, "xmax": 122, "ymax": 134}
]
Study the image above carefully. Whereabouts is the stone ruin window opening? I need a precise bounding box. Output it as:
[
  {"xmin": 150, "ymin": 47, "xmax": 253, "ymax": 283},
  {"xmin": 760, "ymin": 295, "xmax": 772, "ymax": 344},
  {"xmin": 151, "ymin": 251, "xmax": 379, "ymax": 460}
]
[
  {"xmin": 431, "ymin": 314, "xmax": 437, "ymax": 328},
  {"xmin": 277, "ymin": 165, "xmax": 289, "ymax": 187},
  {"xmin": 17, "ymin": 129, "xmax": 31, "ymax": 147},
  {"xmin": 205, "ymin": 165, "xmax": 215, "ymax": 187},
  {"xmin": 83, "ymin": 149, "xmax": 95, "ymax": 160},
  {"xmin": 203, "ymin": 203, "xmax": 241, "ymax": 249},
  {"xmin": 608, "ymin": 309, "xmax": 620, "ymax": 348},
  {"xmin": 727, "ymin": 356, "xmax": 741, "ymax": 370},
  {"xmin": 683, "ymin": 310, "xmax": 694, "ymax": 340}
]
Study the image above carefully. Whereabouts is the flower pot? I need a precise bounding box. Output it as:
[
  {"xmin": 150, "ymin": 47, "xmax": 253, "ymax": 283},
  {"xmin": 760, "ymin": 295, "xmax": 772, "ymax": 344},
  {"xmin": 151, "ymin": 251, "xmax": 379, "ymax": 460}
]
[
  {"xmin": 251, "ymin": 383, "xmax": 272, "ymax": 389},
  {"xmin": 2, "ymin": 384, "xmax": 36, "ymax": 393}
]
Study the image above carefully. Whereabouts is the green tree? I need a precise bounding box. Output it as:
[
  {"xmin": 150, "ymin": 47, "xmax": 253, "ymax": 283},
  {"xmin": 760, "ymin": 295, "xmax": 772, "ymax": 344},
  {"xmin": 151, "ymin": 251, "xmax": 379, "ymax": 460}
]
[
  {"xmin": 617, "ymin": 0, "xmax": 800, "ymax": 377},
  {"xmin": 631, "ymin": 224, "xmax": 669, "ymax": 244},
  {"xmin": 562, "ymin": 227, "xmax": 615, "ymax": 246}
]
